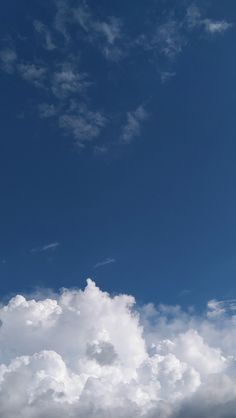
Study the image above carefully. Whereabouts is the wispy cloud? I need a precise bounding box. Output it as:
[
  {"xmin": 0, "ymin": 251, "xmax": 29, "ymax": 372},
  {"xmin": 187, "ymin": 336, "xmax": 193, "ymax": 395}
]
[
  {"xmin": 17, "ymin": 63, "xmax": 47, "ymax": 87},
  {"xmin": 0, "ymin": 1, "xmax": 232, "ymax": 154},
  {"xmin": 154, "ymin": 20, "xmax": 185, "ymax": 60},
  {"xmin": 187, "ymin": 4, "xmax": 232, "ymax": 35},
  {"xmin": 30, "ymin": 242, "xmax": 60, "ymax": 253},
  {"xmin": 0, "ymin": 48, "xmax": 17, "ymax": 73},
  {"xmin": 34, "ymin": 21, "xmax": 56, "ymax": 50},
  {"xmin": 204, "ymin": 19, "xmax": 232, "ymax": 34},
  {"xmin": 54, "ymin": 0, "xmax": 72, "ymax": 42},
  {"xmin": 94, "ymin": 257, "xmax": 116, "ymax": 268},
  {"xmin": 59, "ymin": 106, "xmax": 107, "ymax": 147},
  {"xmin": 93, "ymin": 17, "xmax": 122, "ymax": 45},
  {"xmin": 160, "ymin": 71, "xmax": 176, "ymax": 83},
  {"xmin": 137, "ymin": 3, "xmax": 232, "ymax": 69},
  {"xmin": 121, "ymin": 106, "xmax": 148, "ymax": 144},
  {"xmin": 207, "ymin": 299, "xmax": 236, "ymax": 317},
  {"xmin": 73, "ymin": 4, "xmax": 125, "ymax": 61},
  {"xmin": 52, "ymin": 65, "xmax": 90, "ymax": 98},
  {"xmin": 38, "ymin": 103, "xmax": 58, "ymax": 118}
]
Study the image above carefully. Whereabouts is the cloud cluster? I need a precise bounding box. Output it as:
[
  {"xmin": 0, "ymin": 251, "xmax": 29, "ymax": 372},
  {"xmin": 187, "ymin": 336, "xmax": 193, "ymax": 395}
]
[
  {"xmin": 0, "ymin": 1, "xmax": 232, "ymax": 152},
  {"xmin": 0, "ymin": 279, "xmax": 235, "ymax": 417}
]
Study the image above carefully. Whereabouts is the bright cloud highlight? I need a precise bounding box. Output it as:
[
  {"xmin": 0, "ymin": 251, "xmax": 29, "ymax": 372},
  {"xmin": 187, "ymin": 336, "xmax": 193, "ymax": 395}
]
[{"xmin": 0, "ymin": 280, "xmax": 235, "ymax": 417}]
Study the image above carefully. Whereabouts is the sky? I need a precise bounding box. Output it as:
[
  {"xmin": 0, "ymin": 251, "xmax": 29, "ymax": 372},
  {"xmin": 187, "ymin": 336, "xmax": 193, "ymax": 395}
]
[
  {"xmin": 1, "ymin": 1, "xmax": 236, "ymax": 416},
  {"xmin": 1, "ymin": 0, "xmax": 236, "ymax": 309},
  {"xmin": 0, "ymin": 0, "xmax": 236, "ymax": 307}
]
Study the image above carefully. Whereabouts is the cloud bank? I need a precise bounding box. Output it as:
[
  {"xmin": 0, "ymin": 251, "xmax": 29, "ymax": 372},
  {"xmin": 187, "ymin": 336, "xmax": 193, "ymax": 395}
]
[{"xmin": 0, "ymin": 280, "xmax": 235, "ymax": 417}]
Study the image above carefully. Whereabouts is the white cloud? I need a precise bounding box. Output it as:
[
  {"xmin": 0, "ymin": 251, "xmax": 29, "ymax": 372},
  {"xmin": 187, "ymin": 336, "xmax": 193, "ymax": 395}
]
[
  {"xmin": 186, "ymin": 5, "xmax": 232, "ymax": 35},
  {"xmin": 55, "ymin": 0, "xmax": 123, "ymax": 58},
  {"xmin": 93, "ymin": 17, "xmax": 122, "ymax": 45},
  {"xmin": 0, "ymin": 1, "xmax": 233, "ymax": 153},
  {"xmin": 42, "ymin": 242, "xmax": 60, "ymax": 251},
  {"xmin": 31, "ymin": 242, "xmax": 60, "ymax": 253},
  {"xmin": 59, "ymin": 106, "xmax": 107, "ymax": 146},
  {"xmin": 0, "ymin": 280, "xmax": 235, "ymax": 417},
  {"xmin": 73, "ymin": 4, "xmax": 125, "ymax": 61},
  {"xmin": 207, "ymin": 299, "xmax": 236, "ymax": 318},
  {"xmin": 139, "ymin": 5, "xmax": 232, "ymax": 67},
  {"xmin": 122, "ymin": 106, "xmax": 148, "ymax": 144},
  {"xmin": 148, "ymin": 5, "xmax": 232, "ymax": 64},
  {"xmin": 52, "ymin": 64, "xmax": 90, "ymax": 98},
  {"xmin": 94, "ymin": 257, "xmax": 116, "ymax": 268},
  {"xmin": 203, "ymin": 19, "xmax": 232, "ymax": 34}
]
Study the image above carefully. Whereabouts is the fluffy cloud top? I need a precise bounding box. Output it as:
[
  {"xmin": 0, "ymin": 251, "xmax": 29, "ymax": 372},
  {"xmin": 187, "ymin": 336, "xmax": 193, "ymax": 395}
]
[{"xmin": 0, "ymin": 280, "xmax": 235, "ymax": 417}]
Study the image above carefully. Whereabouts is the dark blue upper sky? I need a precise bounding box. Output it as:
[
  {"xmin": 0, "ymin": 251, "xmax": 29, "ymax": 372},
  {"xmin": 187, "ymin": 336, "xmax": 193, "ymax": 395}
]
[{"xmin": 0, "ymin": 0, "xmax": 236, "ymax": 308}]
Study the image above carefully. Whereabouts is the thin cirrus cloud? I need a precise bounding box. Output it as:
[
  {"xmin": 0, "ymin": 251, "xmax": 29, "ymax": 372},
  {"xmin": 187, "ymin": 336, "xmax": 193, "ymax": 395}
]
[
  {"xmin": 30, "ymin": 242, "xmax": 60, "ymax": 253},
  {"xmin": 94, "ymin": 257, "xmax": 116, "ymax": 268},
  {"xmin": 0, "ymin": 1, "xmax": 232, "ymax": 152},
  {"xmin": 0, "ymin": 279, "xmax": 235, "ymax": 417}
]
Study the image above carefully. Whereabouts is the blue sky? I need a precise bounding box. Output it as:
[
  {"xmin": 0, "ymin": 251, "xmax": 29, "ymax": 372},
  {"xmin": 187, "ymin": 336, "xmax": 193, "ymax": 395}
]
[{"xmin": 0, "ymin": 0, "xmax": 235, "ymax": 308}]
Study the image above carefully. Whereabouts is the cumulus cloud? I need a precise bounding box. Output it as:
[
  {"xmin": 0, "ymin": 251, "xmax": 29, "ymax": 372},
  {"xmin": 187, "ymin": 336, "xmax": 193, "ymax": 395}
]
[{"xmin": 0, "ymin": 279, "xmax": 235, "ymax": 417}]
